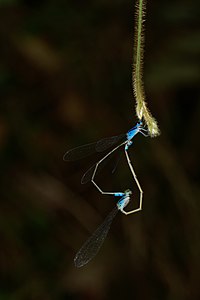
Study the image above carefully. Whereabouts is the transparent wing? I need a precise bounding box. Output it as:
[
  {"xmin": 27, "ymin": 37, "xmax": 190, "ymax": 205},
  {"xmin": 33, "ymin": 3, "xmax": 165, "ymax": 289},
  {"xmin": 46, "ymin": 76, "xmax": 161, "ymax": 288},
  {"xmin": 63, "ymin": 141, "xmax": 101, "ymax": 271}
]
[
  {"xmin": 74, "ymin": 206, "xmax": 119, "ymax": 268},
  {"xmin": 64, "ymin": 134, "xmax": 126, "ymax": 161},
  {"xmin": 63, "ymin": 142, "xmax": 97, "ymax": 161},
  {"xmin": 81, "ymin": 149, "xmax": 119, "ymax": 184},
  {"xmin": 111, "ymin": 151, "xmax": 123, "ymax": 174},
  {"xmin": 81, "ymin": 164, "xmax": 96, "ymax": 184},
  {"xmin": 96, "ymin": 134, "xmax": 126, "ymax": 152}
]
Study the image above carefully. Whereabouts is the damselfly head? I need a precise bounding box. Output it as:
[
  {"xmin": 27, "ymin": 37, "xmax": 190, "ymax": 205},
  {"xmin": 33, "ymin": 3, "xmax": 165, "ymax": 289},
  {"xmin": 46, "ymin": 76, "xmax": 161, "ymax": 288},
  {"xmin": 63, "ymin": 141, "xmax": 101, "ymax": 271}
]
[
  {"xmin": 124, "ymin": 189, "xmax": 132, "ymax": 196},
  {"xmin": 137, "ymin": 120, "xmax": 143, "ymax": 128}
]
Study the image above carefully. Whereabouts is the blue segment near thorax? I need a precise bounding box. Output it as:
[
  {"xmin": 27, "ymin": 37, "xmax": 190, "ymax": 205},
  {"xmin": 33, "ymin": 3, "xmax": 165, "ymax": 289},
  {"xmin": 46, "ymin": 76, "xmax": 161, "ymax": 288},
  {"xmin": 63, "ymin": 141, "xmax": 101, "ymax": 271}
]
[
  {"xmin": 126, "ymin": 121, "xmax": 142, "ymax": 141},
  {"xmin": 117, "ymin": 195, "xmax": 130, "ymax": 210},
  {"xmin": 125, "ymin": 140, "xmax": 132, "ymax": 150},
  {"xmin": 126, "ymin": 127, "xmax": 138, "ymax": 141},
  {"xmin": 117, "ymin": 197, "xmax": 125, "ymax": 210}
]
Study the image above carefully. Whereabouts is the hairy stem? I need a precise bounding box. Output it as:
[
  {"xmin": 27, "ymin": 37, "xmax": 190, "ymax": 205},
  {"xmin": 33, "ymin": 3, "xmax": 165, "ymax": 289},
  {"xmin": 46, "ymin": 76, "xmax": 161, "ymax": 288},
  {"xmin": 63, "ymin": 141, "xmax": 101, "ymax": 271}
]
[{"xmin": 133, "ymin": 0, "xmax": 160, "ymax": 137}]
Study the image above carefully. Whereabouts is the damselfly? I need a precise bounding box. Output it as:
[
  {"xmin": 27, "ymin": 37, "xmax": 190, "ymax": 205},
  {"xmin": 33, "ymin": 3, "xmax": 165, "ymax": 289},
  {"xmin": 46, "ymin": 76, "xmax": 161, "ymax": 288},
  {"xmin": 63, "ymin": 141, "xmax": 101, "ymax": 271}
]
[
  {"xmin": 74, "ymin": 189, "xmax": 133, "ymax": 268},
  {"xmin": 64, "ymin": 121, "xmax": 147, "ymax": 212}
]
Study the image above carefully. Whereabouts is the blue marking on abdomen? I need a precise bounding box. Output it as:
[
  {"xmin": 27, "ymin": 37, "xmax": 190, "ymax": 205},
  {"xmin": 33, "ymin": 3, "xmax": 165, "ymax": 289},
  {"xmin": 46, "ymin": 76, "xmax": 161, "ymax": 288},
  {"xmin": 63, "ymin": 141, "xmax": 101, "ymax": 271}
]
[{"xmin": 114, "ymin": 192, "xmax": 124, "ymax": 197}]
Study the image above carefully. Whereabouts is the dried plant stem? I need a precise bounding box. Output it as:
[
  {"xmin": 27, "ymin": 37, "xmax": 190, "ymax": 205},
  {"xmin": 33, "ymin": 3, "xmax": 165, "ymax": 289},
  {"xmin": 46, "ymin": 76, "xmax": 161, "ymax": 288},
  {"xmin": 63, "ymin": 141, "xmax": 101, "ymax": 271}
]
[{"xmin": 133, "ymin": 0, "xmax": 160, "ymax": 137}]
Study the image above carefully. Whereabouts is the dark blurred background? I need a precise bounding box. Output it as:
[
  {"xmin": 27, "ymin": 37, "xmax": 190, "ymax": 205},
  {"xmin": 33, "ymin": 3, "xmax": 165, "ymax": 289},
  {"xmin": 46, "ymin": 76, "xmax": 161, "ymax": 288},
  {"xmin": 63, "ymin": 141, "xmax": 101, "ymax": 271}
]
[{"xmin": 0, "ymin": 0, "xmax": 199, "ymax": 299}]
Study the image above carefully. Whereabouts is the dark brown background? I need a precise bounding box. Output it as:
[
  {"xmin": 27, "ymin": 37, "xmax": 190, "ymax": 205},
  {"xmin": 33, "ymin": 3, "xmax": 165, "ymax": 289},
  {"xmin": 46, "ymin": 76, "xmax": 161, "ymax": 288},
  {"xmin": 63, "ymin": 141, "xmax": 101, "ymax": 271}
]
[{"xmin": 0, "ymin": 0, "xmax": 199, "ymax": 299}]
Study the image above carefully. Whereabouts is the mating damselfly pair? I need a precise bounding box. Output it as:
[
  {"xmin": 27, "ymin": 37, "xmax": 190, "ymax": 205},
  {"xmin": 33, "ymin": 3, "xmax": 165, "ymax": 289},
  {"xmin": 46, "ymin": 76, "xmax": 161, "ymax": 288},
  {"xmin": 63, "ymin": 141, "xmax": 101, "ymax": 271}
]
[{"xmin": 63, "ymin": 121, "xmax": 147, "ymax": 267}]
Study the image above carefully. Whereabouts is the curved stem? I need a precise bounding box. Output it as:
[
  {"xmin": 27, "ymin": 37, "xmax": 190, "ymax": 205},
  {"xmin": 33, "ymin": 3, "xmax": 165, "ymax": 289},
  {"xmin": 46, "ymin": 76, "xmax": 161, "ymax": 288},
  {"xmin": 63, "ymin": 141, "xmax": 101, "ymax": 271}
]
[{"xmin": 133, "ymin": 0, "xmax": 160, "ymax": 137}]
